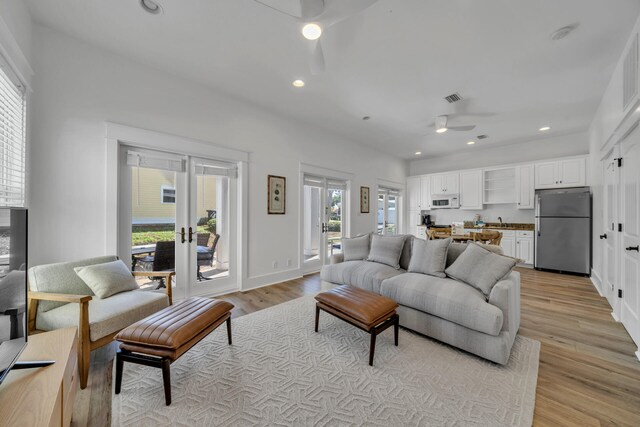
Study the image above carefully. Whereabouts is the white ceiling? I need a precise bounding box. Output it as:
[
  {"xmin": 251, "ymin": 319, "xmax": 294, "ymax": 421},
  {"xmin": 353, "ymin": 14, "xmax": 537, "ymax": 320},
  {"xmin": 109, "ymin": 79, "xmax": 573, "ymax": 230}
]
[{"xmin": 26, "ymin": 0, "xmax": 640, "ymax": 159}]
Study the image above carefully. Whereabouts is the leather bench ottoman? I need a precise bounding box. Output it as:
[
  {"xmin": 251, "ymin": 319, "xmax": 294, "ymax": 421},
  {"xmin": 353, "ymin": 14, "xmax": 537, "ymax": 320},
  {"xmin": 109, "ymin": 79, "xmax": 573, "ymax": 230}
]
[
  {"xmin": 315, "ymin": 285, "xmax": 399, "ymax": 366},
  {"xmin": 114, "ymin": 297, "xmax": 234, "ymax": 405}
]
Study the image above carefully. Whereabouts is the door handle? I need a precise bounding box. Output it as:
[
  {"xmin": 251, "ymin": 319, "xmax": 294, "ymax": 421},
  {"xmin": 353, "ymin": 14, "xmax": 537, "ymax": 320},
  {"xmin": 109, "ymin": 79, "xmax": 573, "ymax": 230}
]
[
  {"xmin": 626, "ymin": 246, "xmax": 640, "ymax": 252},
  {"xmin": 188, "ymin": 227, "xmax": 194, "ymax": 243},
  {"xmin": 179, "ymin": 227, "xmax": 186, "ymax": 244},
  {"xmin": 321, "ymin": 223, "xmax": 326, "ymax": 233},
  {"xmin": 599, "ymin": 234, "xmax": 607, "ymax": 240}
]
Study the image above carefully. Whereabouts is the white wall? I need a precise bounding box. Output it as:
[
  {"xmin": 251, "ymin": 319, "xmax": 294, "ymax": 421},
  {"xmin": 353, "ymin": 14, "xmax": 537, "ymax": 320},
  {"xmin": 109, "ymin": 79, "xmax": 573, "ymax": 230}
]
[
  {"xmin": 409, "ymin": 132, "xmax": 589, "ymax": 175},
  {"xmin": 28, "ymin": 25, "xmax": 406, "ymax": 288}
]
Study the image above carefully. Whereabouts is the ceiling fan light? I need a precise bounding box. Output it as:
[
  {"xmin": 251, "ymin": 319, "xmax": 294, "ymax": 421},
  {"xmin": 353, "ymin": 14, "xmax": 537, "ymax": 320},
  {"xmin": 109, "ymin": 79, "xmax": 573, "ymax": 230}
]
[
  {"xmin": 436, "ymin": 127, "xmax": 448, "ymax": 133},
  {"xmin": 302, "ymin": 23, "xmax": 322, "ymax": 40},
  {"xmin": 292, "ymin": 79, "xmax": 305, "ymax": 88}
]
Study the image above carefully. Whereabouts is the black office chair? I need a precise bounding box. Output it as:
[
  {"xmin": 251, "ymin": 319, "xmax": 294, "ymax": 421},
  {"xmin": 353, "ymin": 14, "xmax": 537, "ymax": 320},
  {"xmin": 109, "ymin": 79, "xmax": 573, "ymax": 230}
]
[{"xmin": 197, "ymin": 234, "xmax": 220, "ymax": 281}]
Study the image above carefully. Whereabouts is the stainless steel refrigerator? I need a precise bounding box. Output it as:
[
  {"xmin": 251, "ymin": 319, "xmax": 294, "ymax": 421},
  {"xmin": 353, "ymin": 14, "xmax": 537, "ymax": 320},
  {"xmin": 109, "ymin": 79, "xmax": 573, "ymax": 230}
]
[{"xmin": 535, "ymin": 187, "xmax": 591, "ymax": 276}]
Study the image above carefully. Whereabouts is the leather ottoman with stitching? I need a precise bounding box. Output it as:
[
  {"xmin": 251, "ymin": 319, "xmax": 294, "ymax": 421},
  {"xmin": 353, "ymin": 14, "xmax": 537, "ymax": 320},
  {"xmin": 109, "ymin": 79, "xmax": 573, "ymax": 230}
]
[
  {"xmin": 114, "ymin": 297, "xmax": 234, "ymax": 405},
  {"xmin": 315, "ymin": 285, "xmax": 399, "ymax": 366}
]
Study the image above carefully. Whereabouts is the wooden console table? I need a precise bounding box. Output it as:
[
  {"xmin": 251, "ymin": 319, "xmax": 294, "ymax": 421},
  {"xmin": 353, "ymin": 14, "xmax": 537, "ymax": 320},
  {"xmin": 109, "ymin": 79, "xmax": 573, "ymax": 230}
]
[{"xmin": 0, "ymin": 327, "xmax": 78, "ymax": 427}]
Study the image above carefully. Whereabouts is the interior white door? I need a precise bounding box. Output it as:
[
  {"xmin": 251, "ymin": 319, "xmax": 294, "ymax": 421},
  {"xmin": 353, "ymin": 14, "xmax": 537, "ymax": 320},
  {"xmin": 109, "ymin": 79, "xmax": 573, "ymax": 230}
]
[
  {"xmin": 620, "ymin": 134, "xmax": 640, "ymax": 347},
  {"xmin": 602, "ymin": 150, "xmax": 619, "ymax": 306}
]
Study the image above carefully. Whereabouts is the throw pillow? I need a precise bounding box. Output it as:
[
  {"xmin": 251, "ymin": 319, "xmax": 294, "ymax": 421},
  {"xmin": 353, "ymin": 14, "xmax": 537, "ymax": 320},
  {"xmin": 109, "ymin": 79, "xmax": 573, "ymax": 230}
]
[
  {"xmin": 445, "ymin": 243, "xmax": 517, "ymax": 297},
  {"xmin": 446, "ymin": 242, "xmax": 504, "ymax": 267},
  {"xmin": 342, "ymin": 234, "xmax": 371, "ymax": 261},
  {"xmin": 408, "ymin": 237, "xmax": 451, "ymax": 278},
  {"xmin": 367, "ymin": 235, "xmax": 406, "ymax": 269},
  {"xmin": 74, "ymin": 260, "xmax": 139, "ymax": 299}
]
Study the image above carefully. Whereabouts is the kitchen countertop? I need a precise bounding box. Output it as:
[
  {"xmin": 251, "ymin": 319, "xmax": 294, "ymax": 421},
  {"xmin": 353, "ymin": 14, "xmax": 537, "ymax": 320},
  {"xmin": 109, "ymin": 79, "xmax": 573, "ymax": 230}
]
[{"xmin": 417, "ymin": 222, "xmax": 535, "ymax": 231}]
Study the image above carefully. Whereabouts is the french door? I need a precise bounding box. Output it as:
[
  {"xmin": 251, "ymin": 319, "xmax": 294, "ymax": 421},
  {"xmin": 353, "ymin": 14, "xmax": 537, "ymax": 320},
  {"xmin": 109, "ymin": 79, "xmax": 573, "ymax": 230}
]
[
  {"xmin": 602, "ymin": 149, "xmax": 619, "ymax": 307},
  {"xmin": 620, "ymin": 130, "xmax": 640, "ymax": 348},
  {"xmin": 303, "ymin": 175, "xmax": 346, "ymax": 273},
  {"xmin": 377, "ymin": 187, "xmax": 400, "ymax": 235},
  {"xmin": 121, "ymin": 147, "xmax": 238, "ymax": 300}
]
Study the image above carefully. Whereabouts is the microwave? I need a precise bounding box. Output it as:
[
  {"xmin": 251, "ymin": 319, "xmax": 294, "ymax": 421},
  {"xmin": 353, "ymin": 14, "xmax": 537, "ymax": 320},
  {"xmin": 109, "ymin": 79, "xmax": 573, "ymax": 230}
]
[{"xmin": 431, "ymin": 194, "xmax": 460, "ymax": 209}]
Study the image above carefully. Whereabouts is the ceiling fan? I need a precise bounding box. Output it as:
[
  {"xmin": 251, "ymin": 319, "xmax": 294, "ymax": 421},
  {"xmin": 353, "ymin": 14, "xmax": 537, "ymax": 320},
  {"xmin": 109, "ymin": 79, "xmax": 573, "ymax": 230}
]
[
  {"xmin": 429, "ymin": 115, "xmax": 477, "ymax": 133},
  {"xmin": 253, "ymin": 0, "xmax": 379, "ymax": 74}
]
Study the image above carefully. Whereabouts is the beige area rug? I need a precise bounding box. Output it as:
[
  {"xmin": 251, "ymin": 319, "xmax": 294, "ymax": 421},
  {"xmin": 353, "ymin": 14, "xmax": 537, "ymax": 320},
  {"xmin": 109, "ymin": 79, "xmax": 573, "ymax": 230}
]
[{"xmin": 112, "ymin": 296, "xmax": 539, "ymax": 426}]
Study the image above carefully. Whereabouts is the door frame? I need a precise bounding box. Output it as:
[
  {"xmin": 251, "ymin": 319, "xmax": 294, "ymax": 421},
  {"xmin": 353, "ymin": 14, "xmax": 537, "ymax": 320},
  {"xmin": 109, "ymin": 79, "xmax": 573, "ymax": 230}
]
[
  {"xmin": 601, "ymin": 147, "xmax": 620, "ymax": 316},
  {"xmin": 375, "ymin": 179, "xmax": 404, "ymax": 235},
  {"xmin": 105, "ymin": 123, "xmax": 249, "ymax": 297},
  {"xmin": 299, "ymin": 163, "xmax": 352, "ymax": 274}
]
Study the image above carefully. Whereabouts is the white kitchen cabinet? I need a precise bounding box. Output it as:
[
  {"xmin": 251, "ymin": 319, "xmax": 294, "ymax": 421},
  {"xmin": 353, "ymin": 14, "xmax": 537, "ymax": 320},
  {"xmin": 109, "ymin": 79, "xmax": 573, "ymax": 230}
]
[
  {"xmin": 488, "ymin": 229, "xmax": 516, "ymax": 257},
  {"xmin": 516, "ymin": 164, "xmax": 535, "ymax": 209},
  {"xmin": 535, "ymin": 158, "xmax": 586, "ymax": 189},
  {"xmin": 407, "ymin": 210, "xmax": 422, "ymax": 237},
  {"xmin": 516, "ymin": 231, "xmax": 534, "ymax": 265},
  {"xmin": 416, "ymin": 226, "xmax": 427, "ymax": 240},
  {"xmin": 407, "ymin": 176, "xmax": 421, "ymax": 211},
  {"xmin": 460, "ymin": 169, "xmax": 483, "ymax": 210},
  {"xmin": 430, "ymin": 172, "xmax": 459, "ymax": 194},
  {"xmin": 420, "ymin": 176, "xmax": 431, "ymax": 210}
]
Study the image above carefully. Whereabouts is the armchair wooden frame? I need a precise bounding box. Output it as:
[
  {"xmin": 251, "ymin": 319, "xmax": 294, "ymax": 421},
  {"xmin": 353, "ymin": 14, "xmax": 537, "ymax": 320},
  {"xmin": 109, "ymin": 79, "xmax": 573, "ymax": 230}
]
[{"xmin": 27, "ymin": 271, "xmax": 174, "ymax": 390}]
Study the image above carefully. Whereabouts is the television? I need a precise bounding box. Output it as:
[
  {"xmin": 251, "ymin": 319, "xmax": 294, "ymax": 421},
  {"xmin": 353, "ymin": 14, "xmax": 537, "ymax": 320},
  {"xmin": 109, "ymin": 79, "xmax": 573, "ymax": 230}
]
[{"xmin": 0, "ymin": 208, "xmax": 28, "ymax": 385}]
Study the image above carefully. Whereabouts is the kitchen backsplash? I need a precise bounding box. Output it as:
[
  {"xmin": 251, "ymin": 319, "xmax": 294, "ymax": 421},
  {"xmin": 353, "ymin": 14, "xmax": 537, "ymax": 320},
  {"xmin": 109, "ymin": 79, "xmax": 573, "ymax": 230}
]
[{"xmin": 423, "ymin": 204, "xmax": 535, "ymax": 225}]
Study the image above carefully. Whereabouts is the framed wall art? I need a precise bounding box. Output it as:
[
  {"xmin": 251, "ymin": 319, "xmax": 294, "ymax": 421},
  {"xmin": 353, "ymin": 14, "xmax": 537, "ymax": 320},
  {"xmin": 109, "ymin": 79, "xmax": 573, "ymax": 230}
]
[
  {"xmin": 360, "ymin": 186, "xmax": 370, "ymax": 213},
  {"xmin": 267, "ymin": 175, "xmax": 286, "ymax": 214}
]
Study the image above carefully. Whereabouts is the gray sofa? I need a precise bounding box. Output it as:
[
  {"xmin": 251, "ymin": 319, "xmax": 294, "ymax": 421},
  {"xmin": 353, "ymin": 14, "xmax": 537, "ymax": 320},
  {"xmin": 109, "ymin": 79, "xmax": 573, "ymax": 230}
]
[{"xmin": 320, "ymin": 235, "xmax": 520, "ymax": 365}]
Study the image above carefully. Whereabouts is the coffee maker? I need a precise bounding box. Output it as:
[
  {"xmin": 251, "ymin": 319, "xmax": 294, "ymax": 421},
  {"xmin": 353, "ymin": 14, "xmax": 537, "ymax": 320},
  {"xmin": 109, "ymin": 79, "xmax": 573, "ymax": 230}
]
[{"xmin": 422, "ymin": 214, "xmax": 432, "ymax": 227}]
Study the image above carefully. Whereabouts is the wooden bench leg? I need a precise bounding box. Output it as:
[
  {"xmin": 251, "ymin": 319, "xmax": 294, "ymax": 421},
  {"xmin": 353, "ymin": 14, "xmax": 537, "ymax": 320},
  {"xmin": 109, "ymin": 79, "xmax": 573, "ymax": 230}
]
[
  {"xmin": 369, "ymin": 332, "xmax": 377, "ymax": 366},
  {"xmin": 226, "ymin": 317, "xmax": 232, "ymax": 345},
  {"xmin": 315, "ymin": 304, "xmax": 320, "ymax": 332},
  {"xmin": 161, "ymin": 358, "xmax": 171, "ymax": 406}
]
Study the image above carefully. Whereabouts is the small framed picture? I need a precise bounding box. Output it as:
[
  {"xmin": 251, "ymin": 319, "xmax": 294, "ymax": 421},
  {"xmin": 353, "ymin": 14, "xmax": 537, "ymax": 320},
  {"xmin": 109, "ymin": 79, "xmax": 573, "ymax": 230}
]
[
  {"xmin": 360, "ymin": 186, "xmax": 370, "ymax": 213},
  {"xmin": 268, "ymin": 175, "xmax": 286, "ymax": 214}
]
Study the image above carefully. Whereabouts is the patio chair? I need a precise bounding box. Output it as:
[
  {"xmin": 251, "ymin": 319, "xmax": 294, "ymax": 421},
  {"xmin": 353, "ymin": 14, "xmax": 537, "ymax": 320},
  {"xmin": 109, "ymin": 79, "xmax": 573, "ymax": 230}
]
[{"xmin": 197, "ymin": 234, "xmax": 220, "ymax": 281}]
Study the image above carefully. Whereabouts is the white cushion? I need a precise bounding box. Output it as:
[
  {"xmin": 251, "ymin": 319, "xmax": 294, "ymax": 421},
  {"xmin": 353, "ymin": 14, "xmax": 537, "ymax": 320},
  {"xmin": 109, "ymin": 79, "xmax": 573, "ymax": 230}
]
[{"xmin": 74, "ymin": 260, "xmax": 139, "ymax": 299}]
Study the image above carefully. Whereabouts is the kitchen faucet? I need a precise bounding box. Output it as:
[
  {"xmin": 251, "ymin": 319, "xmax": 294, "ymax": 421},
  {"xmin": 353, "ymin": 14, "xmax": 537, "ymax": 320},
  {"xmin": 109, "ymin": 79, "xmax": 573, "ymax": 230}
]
[{"xmin": 498, "ymin": 216, "xmax": 503, "ymax": 227}]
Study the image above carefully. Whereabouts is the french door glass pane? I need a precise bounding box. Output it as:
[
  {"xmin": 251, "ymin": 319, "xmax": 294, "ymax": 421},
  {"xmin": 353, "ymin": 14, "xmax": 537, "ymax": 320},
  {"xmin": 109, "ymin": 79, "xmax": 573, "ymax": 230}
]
[
  {"xmin": 377, "ymin": 193, "xmax": 385, "ymax": 234},
  {"xmin": 387, "ymin": 195, "xmax": 397, "ymax": 235},
  {"xmin": 326, "ymin": 188, "xmax": 343, "ymax": 259},
  {"xmin": 303, "ymin": 185, "xmax": 322, "ymax": 264},
  {"xmin": 195, "ymin": 174, "xmax": 229, "ymax": 281},
  {"xmin": 130, "ymin": 167, "xmax": 177, "ymax": 291}
]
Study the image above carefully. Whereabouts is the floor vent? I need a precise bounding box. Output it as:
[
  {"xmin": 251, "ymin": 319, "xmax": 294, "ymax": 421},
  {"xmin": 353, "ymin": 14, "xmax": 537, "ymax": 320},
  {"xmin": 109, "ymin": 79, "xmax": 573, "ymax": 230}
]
[
  {"xmin": 477, "ymin": 134, "xmax": 488, "ymax": 140},
  {"xmin": 444, "ymin": 93, "xmax": 463, "ymax": 103}
]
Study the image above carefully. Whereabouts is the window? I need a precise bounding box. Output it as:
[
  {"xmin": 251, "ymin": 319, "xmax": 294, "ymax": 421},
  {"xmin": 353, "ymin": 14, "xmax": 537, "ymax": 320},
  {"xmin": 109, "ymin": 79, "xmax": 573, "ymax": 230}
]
[
  {"xmin": 161, "ymin": 185, "xmax": 176, "ymax": 204},
  {"xmin": 0, "ymin": 60, "xmax": 26, "ymax": 207}
]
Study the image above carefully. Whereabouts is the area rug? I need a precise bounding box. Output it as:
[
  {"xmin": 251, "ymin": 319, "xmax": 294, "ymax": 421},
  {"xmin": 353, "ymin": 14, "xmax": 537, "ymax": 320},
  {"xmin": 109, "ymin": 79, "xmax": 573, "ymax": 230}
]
[{"xmin": 112, "ymin": 296, "xmax": 539, "ymax": 426}]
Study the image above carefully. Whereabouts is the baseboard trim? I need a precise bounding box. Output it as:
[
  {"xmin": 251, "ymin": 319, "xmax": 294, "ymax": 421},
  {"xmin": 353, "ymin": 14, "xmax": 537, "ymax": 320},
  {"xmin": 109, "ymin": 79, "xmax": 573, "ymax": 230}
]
[
  {"xmin": 590, "ymin": 269, "xmax": 604, "ymax": 297},
  {"xmin": 244, "ymin": 268, "xmax": 302, "ymax": 291},
  {"xmin": 635, "ymin": 349, "xmax": 640, "ymax": 362},
  {"xmin": 611, "ymin": 311, "xmax": 620, "ymax": 322}
]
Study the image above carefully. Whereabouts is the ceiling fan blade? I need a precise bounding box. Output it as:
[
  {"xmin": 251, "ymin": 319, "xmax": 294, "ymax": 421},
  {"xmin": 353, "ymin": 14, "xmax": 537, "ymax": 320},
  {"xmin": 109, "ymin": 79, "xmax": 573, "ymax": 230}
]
[
  {"xmin": 308, "ymin": 39, "xmax": 325, "ymax": 74},
  {"xmin": 318, "ymin": 0, "xmax": 378, "ymax": 28},
  {"xmin": 449, "ymin": 125, "xmax": 477, "ymax": 132},
  {"xmin": 300, "ymin": 0, "xmax": 324, "ymax": 20}
]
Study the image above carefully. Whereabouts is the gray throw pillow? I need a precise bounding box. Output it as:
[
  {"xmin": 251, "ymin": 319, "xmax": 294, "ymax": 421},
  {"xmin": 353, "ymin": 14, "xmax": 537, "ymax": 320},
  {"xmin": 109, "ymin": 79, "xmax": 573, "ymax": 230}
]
[
  {"xmin": 446, "ymin": 242, "xmax": 504, "ymax": 267},
  {"xmin": 408, "ymin": 238, "xmax": 451, "ymax": 278},
  {"xmin": 445, "ymin": 243, "xmax": 516, "ymax": 297},
  {"xmin": 367, "ymin": 235, "xmax": 406, "ymax": 269},
  {"xmin": 74, "ymin": 260, "xmax": 139, "ymax": 299},
  {"xmin": 342, "ymin": 234, "xmax": 370, "ymax": 261}
]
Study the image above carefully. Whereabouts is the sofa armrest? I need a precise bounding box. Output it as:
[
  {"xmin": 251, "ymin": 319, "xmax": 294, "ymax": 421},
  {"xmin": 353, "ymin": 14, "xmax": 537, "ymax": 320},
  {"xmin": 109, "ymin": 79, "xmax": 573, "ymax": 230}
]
[
  {"xmin": 488, "ymin": 271, "xmax": 520, "ymax": 334},
  {"xmin": 330, "ymin": 254, "xmax": 344, "ymax": 264},
  {"xmin": 28, "ymin": 291, "xmax": 92, "ymax": 304}
]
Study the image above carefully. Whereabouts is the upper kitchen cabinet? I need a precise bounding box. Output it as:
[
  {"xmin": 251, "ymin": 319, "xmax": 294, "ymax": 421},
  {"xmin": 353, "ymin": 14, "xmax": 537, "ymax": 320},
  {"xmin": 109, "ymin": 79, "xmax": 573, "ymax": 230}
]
[
  {"xmin": 516, "ymin": 164, "xmax": 535, "ymax": 209},
  {"xmin": 483, "ymin": 167, "xmax": 516, "ymax": 204},
  {"xmin": 420, "ymin": 175, "xmax": 431, "ymax": 210},
  {"xmin": 534, "ymin": 157, "xmax": 586, "ymax": 189},
  {"xmin": 407, "ymin": 176, "xmax": 421, "ymax": 210},
  {"xmin": 459, "ymin": 169, "xmax": 483, "ymax": 210},
  {"xmin": 430, "ymin": 172, "xmax": 459, "ymax": 194}
]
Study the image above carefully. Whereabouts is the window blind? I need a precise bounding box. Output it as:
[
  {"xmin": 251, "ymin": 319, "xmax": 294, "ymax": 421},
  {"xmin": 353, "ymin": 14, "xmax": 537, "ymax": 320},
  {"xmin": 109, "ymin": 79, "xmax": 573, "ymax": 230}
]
[
  {"xmin": 303, "ymin": 175, "xmax": 347, "ymax": 190},
  {"xmin": 0, "ymin": 61, "xmax": 26, "ymax": 207},
  {"xmin": 126, "ymin": 149, "xmax": 186, "ymax": 172},
  {"xmin": 194, "ymin": 159, "xmax": 238, "ymax": 178},
  {"xmin": 379, "ymin": 186, "xmax": 400, "ymax": 197}
]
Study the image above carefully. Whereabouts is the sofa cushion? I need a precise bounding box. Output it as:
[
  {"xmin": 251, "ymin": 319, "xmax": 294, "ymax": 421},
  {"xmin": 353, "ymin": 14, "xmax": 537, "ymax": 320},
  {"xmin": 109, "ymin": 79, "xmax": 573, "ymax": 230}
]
[
  {"xmin": 398, "ymin": 234, "xmax": 414, "ymax": 271},
  {"xmin": 445, "ymin": 243, "xmax": 516, "ymax": 297},
  {"xmin": 446, "ymin": 242, "xmax": 503, "ymax": 268},
  {"xmin": 320, "ymin": 260, "xmax": 405, "ymax": 294},
  {"xmin": 380, "ymin": 273, "xmax": 504, "ymax": 336},
  {"xmin": 37, "ymin": 290, "xmax": 169, "ymax": 341},
  {"xmin": 367, "ymin": 235, "xmax": 406, "ymax": 269},
  {"xmin": 28, "ymin": 256, "xmax": 119, "ymax": 312},
  {"xmin": 74, "ymin": 260, "xmax": 139, "ymax": 299},
  {"xmin": 342, "ymin": 234, "xmax": 370, "ymax": 261},
  {"xmin": 408, "ymin": 238, "xmax": 451, "ymax": 278}
]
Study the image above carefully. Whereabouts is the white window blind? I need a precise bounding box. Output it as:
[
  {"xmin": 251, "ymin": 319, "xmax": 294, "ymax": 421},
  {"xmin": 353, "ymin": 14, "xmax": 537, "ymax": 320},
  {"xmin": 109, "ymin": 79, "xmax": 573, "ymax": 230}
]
[
  {"xmin": 127, "ymin": 149, "xmax": 186, "ymax": 172},
  {"xmin": 0, "ymin": 61, "xmax": 26, "ymax": 207},
  {"xmin": 194, "ymin": 158, "xmax": 238, "ymax": 178},
  {"xmin": 303, "ymin": 175, "xmax": 347, "ymax": 190},
  {"xmin": 379, "ymin": 186, "xmax": 400, "ymax": 197}
]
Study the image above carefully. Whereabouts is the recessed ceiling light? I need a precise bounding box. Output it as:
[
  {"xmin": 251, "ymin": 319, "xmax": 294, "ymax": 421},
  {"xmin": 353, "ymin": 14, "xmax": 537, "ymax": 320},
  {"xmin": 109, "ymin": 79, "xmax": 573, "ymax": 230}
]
[
  {"xmin": 302, "ymin": 23, "xmax": 322, "ymax": 40},
  {"xmin": 292, "ymin": 79, "xmax": 305, "ymax": 88},
  {"xmin": 362, "ymin": 116, "xmax": 371, "ymax": 121},
  {"xmin": 140, "ymin": 0, "xmax": 162, "ymax": 14},
  {"xmin": 539, "ymin": 126, "xmax": 551, "ymax": 131},
  {"xmin": 415, "ymin": 151, "xmax": 422, "ymax": 155},
  {"xmin": 436, "ymin": 128, "xmax": 448, "ymax": 134},
  {"xmin": 467, "ymin": 141, "xmax": 475, "ymax": 145}
]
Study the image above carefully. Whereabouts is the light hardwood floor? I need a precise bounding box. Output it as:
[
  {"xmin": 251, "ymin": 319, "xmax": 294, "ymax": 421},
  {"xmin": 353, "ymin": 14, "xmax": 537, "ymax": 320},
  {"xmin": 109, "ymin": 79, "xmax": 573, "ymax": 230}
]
[{"xmin": 72, "ymin": 269, "xmax": 640, "ymax": 426}]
